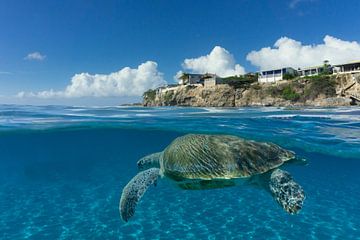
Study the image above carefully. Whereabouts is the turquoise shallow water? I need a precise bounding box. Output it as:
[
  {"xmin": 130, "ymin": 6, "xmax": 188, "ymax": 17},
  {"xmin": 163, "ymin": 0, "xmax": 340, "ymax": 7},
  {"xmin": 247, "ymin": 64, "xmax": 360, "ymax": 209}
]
[{"xmin": 0, "ymin": 105, "xmax": 359, "ymax": 239}]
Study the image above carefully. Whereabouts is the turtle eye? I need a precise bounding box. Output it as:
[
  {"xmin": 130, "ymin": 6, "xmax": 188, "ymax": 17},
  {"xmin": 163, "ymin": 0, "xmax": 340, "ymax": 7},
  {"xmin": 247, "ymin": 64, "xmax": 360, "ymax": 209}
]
[{"xmin": 138, "ymin": 160, "xmax": 147, "ymax": 170}]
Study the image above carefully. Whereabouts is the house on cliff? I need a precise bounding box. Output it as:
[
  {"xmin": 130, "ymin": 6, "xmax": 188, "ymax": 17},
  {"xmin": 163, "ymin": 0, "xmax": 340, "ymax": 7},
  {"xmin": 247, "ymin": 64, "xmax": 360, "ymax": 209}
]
[
  {"xmin": 178, "ymin": 73, "xmax": 203, "ymax": 85},
  {"xmin": 297, "ymin": 65, "xmax": 332, "ymax": 77},
  {"xmin": 333, "ymin": 61, "xmax": 360, "ymax": 74},
  {"xmin": 257, "ymin": 65, "xmax": 330, "ymax": 82},
  {"xmin": 258, "ymin": 67, "xmax": 297, "ymax": 83},
  {"xmin": 257, "ymin": 60, "xmax": 360, "ymax": 83},
  {"xmin": 178, "ymin": 73, "xmax": 223, "ymax": 87}
]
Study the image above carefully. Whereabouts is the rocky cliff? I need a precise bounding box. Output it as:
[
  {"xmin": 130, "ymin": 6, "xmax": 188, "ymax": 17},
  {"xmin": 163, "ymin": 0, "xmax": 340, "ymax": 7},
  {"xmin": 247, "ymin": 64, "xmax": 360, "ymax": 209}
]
[{"xmin": 143, "ymin": 74, "xmax": 360, "ymax": 107}]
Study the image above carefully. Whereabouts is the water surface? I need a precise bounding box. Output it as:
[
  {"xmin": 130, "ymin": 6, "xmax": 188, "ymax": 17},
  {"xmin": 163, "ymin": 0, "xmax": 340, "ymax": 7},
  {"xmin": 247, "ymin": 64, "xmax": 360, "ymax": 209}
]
[{"xmin": 0, "ymin": 105, "xmax": 359, "ymax": 239}]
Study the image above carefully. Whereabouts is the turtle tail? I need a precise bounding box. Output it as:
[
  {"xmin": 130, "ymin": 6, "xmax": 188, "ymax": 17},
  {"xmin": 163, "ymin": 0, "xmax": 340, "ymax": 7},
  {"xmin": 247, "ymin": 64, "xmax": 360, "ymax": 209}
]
[{"xmin": 119, "ymin": 168, "xmax": 160, "ymax": 222}]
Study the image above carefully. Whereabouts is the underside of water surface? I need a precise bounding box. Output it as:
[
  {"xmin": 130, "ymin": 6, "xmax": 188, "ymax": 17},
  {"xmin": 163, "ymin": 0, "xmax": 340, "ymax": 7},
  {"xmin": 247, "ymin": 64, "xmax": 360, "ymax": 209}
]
[{"xmin": 0, "ymin": 105, "xmax": 359, "ymax": 239}]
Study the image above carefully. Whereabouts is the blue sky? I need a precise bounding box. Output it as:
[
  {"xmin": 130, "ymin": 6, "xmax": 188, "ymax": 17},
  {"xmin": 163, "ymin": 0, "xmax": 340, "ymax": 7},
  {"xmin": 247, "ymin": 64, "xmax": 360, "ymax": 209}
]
[{"xmin": 1, "ymin": 0, "xmax": 360, "ymax": 105}]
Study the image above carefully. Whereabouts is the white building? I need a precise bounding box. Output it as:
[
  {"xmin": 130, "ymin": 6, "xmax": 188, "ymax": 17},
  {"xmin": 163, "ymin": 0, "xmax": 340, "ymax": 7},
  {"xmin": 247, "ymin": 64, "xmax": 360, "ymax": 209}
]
[
  {"xmin": 258, "ymin": 67, "xmax": 296, "ymax": 83},
  {"xmin": 297, "ymin": 65, "xmax": 330, "ymax": 77},
  {"xmin": 257, "ymin": 60, "xmax": 360, "ymax": 83},
  {"xmin": 333, "ymin": 61, "xmax": 360, "ymax": 74}
]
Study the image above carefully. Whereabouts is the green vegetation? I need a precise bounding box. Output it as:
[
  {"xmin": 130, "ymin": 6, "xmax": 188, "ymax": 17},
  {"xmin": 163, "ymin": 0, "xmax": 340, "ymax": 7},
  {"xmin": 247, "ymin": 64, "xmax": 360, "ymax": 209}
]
[
  {"xmin": 222, "ymin": 74, "xmax": 257, "ymax": 88},
  {"xmin": 267, "ymin": 85, "xmax": 282, "ymax": 97},
  {"xmin": 143, "ymin": 73, "xmax": 339, "ymax": 106},
  {"xmin": 281, "ymin": 85, "xmax": 300, "ymax": 101},
  {"xmin": 266, "ymin": 75, "xmax": 336, "ymax": 102},
  {"xmin": 163, "ymin": 91, "xmax": 174, "ymax": 103},
  {"xmin": 320, "ymin": 60, "xmax": 332, "ymax": 75},
  {"xmin": 178, "ymin": 72, "xmax": 191, "ymax": 84},
  {"xmin": 179, "ymin": 73, "xmax": 189, "ymax": 80},
  {"xmin": 304, "ymin": 76, "xmax": 336, "ymax": 100},
  {"xmin": 282, "ymin": 73, "xmax": 295, "ymax": 80},
  {"xmin": 251, "ymin": 83, "xmax": 262, "ymax": 90},
  {"xmin": 143, "ymin": 89, "xmax": 156, "ymax": 101},
  {"xmin": 266, "ymin": 81, "xmax": 301, "ymax": 101}
]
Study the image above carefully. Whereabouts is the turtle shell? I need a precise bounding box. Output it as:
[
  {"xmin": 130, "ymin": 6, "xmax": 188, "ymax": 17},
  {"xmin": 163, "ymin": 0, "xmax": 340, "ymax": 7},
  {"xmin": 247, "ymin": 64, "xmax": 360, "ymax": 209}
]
[{"xmin": 161, "ymin": 134, "xmax": 294, "ymax": 181}]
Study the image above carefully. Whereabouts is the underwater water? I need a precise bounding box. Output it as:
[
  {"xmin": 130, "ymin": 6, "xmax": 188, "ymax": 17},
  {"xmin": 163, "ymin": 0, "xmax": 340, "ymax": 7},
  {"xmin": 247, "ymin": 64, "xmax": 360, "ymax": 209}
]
[{"xmin": 0, "ymin": 105, "xmax": 359, "ymax": 239}]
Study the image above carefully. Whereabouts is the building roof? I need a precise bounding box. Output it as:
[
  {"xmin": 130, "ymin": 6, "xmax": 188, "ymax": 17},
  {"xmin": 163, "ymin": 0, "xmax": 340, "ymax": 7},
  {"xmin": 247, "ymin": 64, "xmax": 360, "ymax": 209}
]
[
  {"xmin": 258, "ymin": 67, "xmax": 295, "ymax": 73},
  {"xmin": 202, "ymin": 73, "xmax": 218, "ymax": 79},
  {"xmin": 178, "ymin": 73, "xmax": 202, "ymax": 80},
  {"xmin": 334, "ymin": 60, "xmax": 360, "ymax": 67},
  {"xmin": 298, "ymin": 65, "xmax": 325, "ymax": 71},
  {"xmin": 258, "ymin": 67, "xmax": 296, "ymax": 74},
  {"xmin": 187, "ymin": 73, "xmax": 204, "ymax": 76},
  {"xmin": 178, "ymin": 72, "xmax": 218, "ymax": 80},
  {"xmin": 255, "ymin": 61, "xmax": 360, "ymax": 75}
]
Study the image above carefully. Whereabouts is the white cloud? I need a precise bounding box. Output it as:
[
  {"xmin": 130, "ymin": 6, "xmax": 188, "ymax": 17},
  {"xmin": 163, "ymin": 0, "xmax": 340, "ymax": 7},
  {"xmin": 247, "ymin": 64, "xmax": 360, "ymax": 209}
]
[
  {"xmin": 18, "ymin": 61, "xmax": 166, "ymax": 98},
  {"xmin": 246, "ymin": 35, "xmax": 360, "ymax": 70},
  {"xmin": 24, "ymin": 52, "xmax": 46, "ymax": 61},
  {"xmin": 180, "ymin": 46, "xmax": 246, "ymax": 77}
]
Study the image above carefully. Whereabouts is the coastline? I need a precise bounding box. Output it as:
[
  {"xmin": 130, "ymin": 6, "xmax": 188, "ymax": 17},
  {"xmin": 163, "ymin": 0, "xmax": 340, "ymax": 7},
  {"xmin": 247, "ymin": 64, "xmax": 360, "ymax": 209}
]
[{"xmin": 142, "ymin": 74, "xmax": 360, "ymax": 108}]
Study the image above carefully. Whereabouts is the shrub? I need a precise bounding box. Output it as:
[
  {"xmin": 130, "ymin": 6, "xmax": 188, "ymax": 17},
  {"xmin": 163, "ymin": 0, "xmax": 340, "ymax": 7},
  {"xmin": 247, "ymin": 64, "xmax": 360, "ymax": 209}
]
[
  {"xmin": 304, "ymin": 76, "xmax": 336, "ymax": 100},
  {"xmin": 283, "ymin": 73, "xmax": 295, "ymax": 80},
  {"xmin": 163, "ymin": 91, "xmax": 174, "ymax": 103},
  {"xmin": 251, "ymin": 83, "xmax": 261, "ymax": 90},
  {"xmin": 143, "ymin": 89, "xmax": 156, "ymax": 101},
  {"xmin": 281, "ymin": 85, "xmax": 300, "ymax": 101},
  {"xmin": 267, "ymin": 85, "xmax": 281, "ymax": 97},
  {"xmin": 222, "ymin": 74, "xmax": 257, "ymax": 88}
]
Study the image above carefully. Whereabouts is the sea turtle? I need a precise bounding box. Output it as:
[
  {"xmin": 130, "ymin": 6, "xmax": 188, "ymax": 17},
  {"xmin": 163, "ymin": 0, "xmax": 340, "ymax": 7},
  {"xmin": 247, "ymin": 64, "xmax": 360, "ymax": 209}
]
[{"xmin": 119, "ymin": 134, "xmax": 306, "ymax": 222}]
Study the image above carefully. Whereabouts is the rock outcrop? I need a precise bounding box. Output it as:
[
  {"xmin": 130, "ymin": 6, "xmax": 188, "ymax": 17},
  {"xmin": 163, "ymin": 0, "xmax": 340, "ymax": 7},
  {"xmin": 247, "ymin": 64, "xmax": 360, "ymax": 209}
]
[{"xmin": 143, "ymin": 74, "xmax": 360, "ymax": 107}]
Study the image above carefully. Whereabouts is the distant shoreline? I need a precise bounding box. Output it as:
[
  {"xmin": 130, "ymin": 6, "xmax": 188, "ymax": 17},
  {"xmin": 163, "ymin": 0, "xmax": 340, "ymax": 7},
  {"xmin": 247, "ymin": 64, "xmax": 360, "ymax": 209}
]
[
  {"xmin": 142, "ymin": 74, "xmax": 360, "ymax": 108},
  {"xmin": 119, "ymin": 102, "xmax": 143, "ymax": 107}
]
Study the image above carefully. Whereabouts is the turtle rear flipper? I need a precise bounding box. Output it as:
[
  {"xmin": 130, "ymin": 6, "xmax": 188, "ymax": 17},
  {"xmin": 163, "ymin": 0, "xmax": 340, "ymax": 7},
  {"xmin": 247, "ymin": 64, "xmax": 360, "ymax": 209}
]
[
  {"xmin": 119, "ymin": 168, "xmax": 160, "ymax": 222},
  {"xmin": 137, "ymin": 152, "xmax": 162, "ymax": 171},
  {"xmin": 269, "ymin": 169, "xmax": 305, "ymax": 214}
]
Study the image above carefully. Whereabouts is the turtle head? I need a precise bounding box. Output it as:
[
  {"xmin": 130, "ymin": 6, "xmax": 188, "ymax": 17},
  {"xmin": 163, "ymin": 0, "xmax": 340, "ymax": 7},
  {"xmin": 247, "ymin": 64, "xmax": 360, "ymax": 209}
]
[
  {"xmin": 137, "ymin": 152, "xmax": 162, "ymax": 171},
  {"xmin": 137, "ymin": 157, "xmax": 152, "ymax": 170}
]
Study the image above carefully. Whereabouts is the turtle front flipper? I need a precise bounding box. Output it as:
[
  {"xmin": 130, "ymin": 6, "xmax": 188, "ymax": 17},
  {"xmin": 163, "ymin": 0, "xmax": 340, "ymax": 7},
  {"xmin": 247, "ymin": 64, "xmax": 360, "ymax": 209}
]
[
  {"xmin": 119, "ymin": 168, "xmax": 160, "ymax": 222},
  {"xmin": 269, "ymin": 169, "xmax": 305, "ymax": 214},
  {"xmin": 137, "ymin": 152, "xmax": 162, "ymax": 171}
]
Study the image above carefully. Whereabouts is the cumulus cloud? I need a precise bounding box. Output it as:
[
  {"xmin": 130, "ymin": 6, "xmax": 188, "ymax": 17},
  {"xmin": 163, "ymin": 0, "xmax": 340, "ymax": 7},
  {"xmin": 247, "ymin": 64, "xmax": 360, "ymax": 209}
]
[
  {"xmin": 246, "ymin": 35, "xmax": 360, "ymax": 70},
  {"xmin": 24, "ymin": 52, "xmax": 46, "ymax": 61},
  {"xmin": 18, "ymin": 61, "xmax": 166, "ymax": 98},
  {"xmin": 181, "ymin": 46, "xmax": 246, "ymax": 77}
]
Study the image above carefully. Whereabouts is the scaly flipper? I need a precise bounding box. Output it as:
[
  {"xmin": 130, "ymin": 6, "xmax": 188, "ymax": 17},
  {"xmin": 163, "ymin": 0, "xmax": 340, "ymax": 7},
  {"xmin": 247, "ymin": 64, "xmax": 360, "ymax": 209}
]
[
  {"xmin": 137, "ymin": 152, "xmax": 162, "ymax": 171},
  {"xmin": 119, "ymin": 168, "xmax": 160, "ymax": 222},
  {"xmin": 269, "ymin": 169, "xmax": 305, "ymax": 214}
]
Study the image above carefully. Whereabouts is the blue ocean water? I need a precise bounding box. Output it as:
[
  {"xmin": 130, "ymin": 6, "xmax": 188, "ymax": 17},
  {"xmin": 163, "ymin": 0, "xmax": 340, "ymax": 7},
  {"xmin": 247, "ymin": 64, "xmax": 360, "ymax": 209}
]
[{"xmin": 0, "ymin": 105, "xmax": 359, "ymax": 239}]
